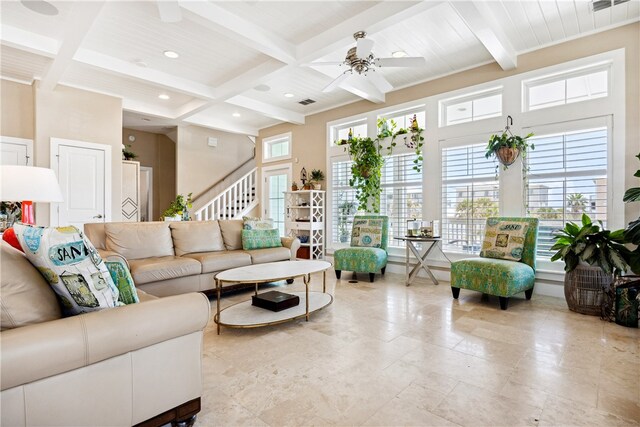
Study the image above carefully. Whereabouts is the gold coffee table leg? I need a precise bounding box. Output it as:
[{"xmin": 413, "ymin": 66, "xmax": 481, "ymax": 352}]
[
  {"xmin": 303, "ymin": 273, "xmax": 310, "ymax": 321},
  {"xmin": 323, "ymin": 270, "xmax": 326, "ymax": 293}
]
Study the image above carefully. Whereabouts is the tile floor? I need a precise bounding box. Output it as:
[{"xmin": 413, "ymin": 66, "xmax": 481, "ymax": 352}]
[{"xmin": 198, "ymin": 272, "xmax": 640, "ymax": 426}]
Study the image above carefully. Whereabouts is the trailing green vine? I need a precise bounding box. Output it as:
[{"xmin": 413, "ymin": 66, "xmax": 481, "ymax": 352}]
[{"xmin": 334, "ymin": 115, "xmax": 425, "ymax": 212}]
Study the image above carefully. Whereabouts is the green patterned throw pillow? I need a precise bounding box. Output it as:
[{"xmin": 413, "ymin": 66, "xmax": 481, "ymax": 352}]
[
  {"xmin": 351, "ymin": 218, "xmax": 384, "ymax": 248},
  {"xmin": 104, "ymin": 255, "xmax": 139, "ymax": 305},
  {"xmin": 242, "ymin": 229, "xmax": 282, "ymax": 250},
  {"xmin": 480, "ymin": 219, "xmax": 529, "ymax": 261}
]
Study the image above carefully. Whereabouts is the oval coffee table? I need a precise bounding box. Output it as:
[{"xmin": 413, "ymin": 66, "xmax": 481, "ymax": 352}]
[{"xmin": 214, "ymin": 260, "xmax": 332, "ymax": 334}]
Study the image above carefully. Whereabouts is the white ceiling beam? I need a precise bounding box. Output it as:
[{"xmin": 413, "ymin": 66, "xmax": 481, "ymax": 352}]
[
  {"xmin": 183, "ymin": 117, "xmax": 259, "ymax": 137},
  {"xmin": 214, "ymin": 59, "xmax": 288, "ymax": 100},
  {"xmin": 226, "ymin": 95, "xmax": 305, "ymax": 125},
  {"xmin": 73, "ymin": 49, "xmax": 217, "ymax": 100},
  {"xmin": 122, "ymin": 99, "xmax": 178, "ymax": 121},
  {"xmin": 297, "ymin": 1, "xmax": 443, "ymax": 63},
  {"xmin": 449, "ymin": 1, "xmax": 518, "ymax": 70},
  {"xmin": 179, "ymin": 1, "xmax": 296, "ymax": 64},
  {"xmin": 0, "ymin": 25, "xmax": 58, "ymax": 57},
  {"xmin": 40, "ymin": 1, "xmax": 105, "ymax": 91},
  {"xmin": 174, "ymin": 99, "xmax": 212, "ymax": 121}
]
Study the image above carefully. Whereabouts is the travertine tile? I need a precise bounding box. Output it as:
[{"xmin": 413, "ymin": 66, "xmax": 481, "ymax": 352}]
[{"xmin": 197, "ymin": 272, "xmax": 640, "ymax": 426}]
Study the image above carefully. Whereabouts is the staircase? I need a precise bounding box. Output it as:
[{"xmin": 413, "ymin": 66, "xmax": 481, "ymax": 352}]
[{"xmin": 194, "ymin": 168, "xmax": 258, "ymax": 221}]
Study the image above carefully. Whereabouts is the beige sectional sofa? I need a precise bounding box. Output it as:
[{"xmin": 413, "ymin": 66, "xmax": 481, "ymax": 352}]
[
  {"xmin": 84, "ymin": 219, "xmax": 300, "ymax": 297},
  {"xmin": 0, "ymin": 241, "xmax": 210, "ymax": 426}
]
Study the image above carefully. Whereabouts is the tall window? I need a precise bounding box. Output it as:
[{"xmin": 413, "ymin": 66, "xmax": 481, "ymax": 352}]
[
  {"xmin": 381, "ymin": 153, "xmax": 423, "ymax": 247},
  {"xmin": 330, "ymin": 159, "xmax": 357, "ymax": 244},
  {"xmin": 526, "ymin": 126, "xmax": 608, "ymax": 257},
  {"xmin": 441, "ymin": 143, "xmax": 499, "ymax": 253}
]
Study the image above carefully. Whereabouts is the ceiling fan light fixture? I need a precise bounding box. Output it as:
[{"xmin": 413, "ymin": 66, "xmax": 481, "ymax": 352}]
[
  {"xmin": 392, "ymin": 51, "xmax": 408, "ymax": 58},
  {"xmin": 163, "ymin": 50, "xmax": 179, "ymax": 59}
]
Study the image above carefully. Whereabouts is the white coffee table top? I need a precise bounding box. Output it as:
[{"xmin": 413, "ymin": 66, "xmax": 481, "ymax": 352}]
[{"xmin": 215, "ymin": 260, "xmax": 331, "ymax": 283}]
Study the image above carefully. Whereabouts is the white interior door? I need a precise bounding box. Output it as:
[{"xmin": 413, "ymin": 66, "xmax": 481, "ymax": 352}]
[
  {"xmin": 0, "ymin": 137, "xmax": 33, "ymax": 165},
  {"xmin": 262, "ymin": 164, "xmax": 292, "ymax": 236},
  {"xmin": 52, "ymin": 139, "xmax": 111, "ymax": 228}
]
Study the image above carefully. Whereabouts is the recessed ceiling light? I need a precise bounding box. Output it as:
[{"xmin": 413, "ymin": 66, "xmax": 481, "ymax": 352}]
[
  {"xmin": 392, "ymin": 50, "xmax": 408, "ymax": 58},
  {"xmin": 163, "ymin": 50, "xmax": 179, "ymax": 59},
  {"xmin": 232, "ymin": 112, "xmax": 241, "ymax": 117},
  {"xmin": 21, "ymin": 0, "xmax": 58, "ymax": 16},
  {"xmin": 134, "ymin": 60, "xmax": 148, "ymax": 68},
  {"xmin": 254, "ymin": 84, "xmax": 271, "ymax": 92},
  {"xmin": 284, "ymin": 93, "xmax": 295, "ymax": 98},
  {"xmin": 158, "ymin": 94, "xmax": 170, "ymax": 100}
]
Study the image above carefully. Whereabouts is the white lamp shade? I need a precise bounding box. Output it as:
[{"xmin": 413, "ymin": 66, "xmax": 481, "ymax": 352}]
[{"xmin": 1, "ymin": 165, "xmax": 64, "ymax": 202}]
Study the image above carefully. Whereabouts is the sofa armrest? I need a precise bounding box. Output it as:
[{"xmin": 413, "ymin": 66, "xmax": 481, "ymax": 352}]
[
  {"xmin": 0, "ymin": 293, "xmax": 210, "ymax": 391},
  {"xmin": 281, "ymin": 237, "xmax": 301, "ymax": 260}
]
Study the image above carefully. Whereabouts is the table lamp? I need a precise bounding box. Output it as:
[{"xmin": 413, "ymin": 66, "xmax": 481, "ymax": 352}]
[{"xmin": 0, "ymin": 165, "xmax": 64, "ymax": 225}]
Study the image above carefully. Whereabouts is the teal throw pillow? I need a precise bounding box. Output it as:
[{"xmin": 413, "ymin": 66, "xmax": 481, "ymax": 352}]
[
  {"xmin": 104, "ymin": 256, "xmax": 139, "ymax": 305},
  {"xmin": 242, "ymin": 229, "xmax": 282, "ymax": 250}
]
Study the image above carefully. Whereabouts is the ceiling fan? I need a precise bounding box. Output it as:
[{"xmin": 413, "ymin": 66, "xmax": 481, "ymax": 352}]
[{"xmin": 306, "ymin": 31, "xmax": 426, "ymax": 94}]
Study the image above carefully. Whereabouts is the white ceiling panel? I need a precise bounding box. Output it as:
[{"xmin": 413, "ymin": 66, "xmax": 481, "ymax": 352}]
[
  {"xmin": 61, "ymin": 63, "xmax": 195, "ymax": 109},
  {"xmin": 189, "ymin": 103, "xmax": 280, "ymax": 131},
  {"xmin": 217, "ymin": 1, "xmax": 378, "ymax": 45},
  {"xmin": 0, "ymin": 1, "xmax": 74, "ymax": 41},
  {"xmin": 0, "ymin": 45, "xmax": 52, "ymax": 83},
  {"xmin": 81, "ymin": 1, "xmax": 268, "ymax": 87}
]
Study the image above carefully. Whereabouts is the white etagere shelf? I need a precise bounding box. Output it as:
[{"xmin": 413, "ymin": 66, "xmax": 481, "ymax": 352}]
[{"xmin": 284, "ymin": 190, "xmax": 325, "ymax": 259}]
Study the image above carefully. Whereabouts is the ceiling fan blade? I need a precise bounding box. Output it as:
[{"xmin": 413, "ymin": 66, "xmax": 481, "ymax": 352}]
[
  {"xmin": 375, "ymin": 57, "xmax": 426, "ymax": 67},
  {"xmin": 301, "ymin": 61, "xmax": 345, "ymax": 67},
  {"xmin": 323, "ymin": 73, "xmax": 350, "ymax": 93},
  {"xmin": 366, "ymin": 70, "xmax": 393, "ymax": 93},
  {"xmin": 158, "ymin": 1, "xmax": 182, "ymax": 23},
  {"xmin": 356, "ymin": 38, "xmax": 374, "ymax": 58}
]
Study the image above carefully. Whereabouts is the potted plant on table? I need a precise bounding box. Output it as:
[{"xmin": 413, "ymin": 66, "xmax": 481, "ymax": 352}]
[
  {"xmin": 551, "ymin": 213, "xmax": 628, "ymax": 315},
  {"xmin": 310, "ymin": 169, "xmax": 325, "ymax": 190}
]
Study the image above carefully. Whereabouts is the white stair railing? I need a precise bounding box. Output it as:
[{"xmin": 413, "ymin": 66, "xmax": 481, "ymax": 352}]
[{"xmin": 194, "ymin": 168, "xmax": 258, "ymax": 221}]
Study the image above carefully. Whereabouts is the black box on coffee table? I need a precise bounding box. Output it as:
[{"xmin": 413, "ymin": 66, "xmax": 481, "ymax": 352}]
[{"xmin": 252, "ymin": 290, "xmax": 300, "ymax": 312}]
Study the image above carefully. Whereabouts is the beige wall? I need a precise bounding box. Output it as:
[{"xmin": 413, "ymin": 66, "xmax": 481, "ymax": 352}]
[
  {"xmin": 176, "ymin": 125, "xmax": 255, "ymax": 198},
  {"xmin": 258, "ymin": 22, "xmax": 640, "ymax": 224},
  {"xmin": 1, "ymin": 80, "xmax": 34, "ymax": 139},
  {"xmin": 34, "ymin": 84, "xmax": 123, "ymax": 224},
  {"xmin": 122, "ymin": 128, "xmax": 176, "ymax": 219}
]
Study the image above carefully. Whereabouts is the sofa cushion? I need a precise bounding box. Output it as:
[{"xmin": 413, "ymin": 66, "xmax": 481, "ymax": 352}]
[
  {"xmin": 1, "ymin": 241, "xmax": 62, "ymax": 330},
  {"xmin": 242, "ymin": 229, "xmax": 282, "ymax": 250},
  {"xmin": 451, "ymin": 257, "xmax": 535, "ymax": 297},
  {"xmin": 104, "ymin": 255, "xmax": 139, "ymax": 305},
  {"xmin": 183, "ymin": 250, "xmax": 252, "ymax": 274},
  {"xmin": 169, "ymin": 221, "xmax": 225, "ymax": 256},
  {"xmin": 480, "ymin": 219, "xmax": 529, "ymax": 262},
  {"xmin": 128, "ymin": 256, "xmax": 201, "ymax": 285},
  {"xmin": 13, "ymin": 224, "xmax": 120, "ymax": 316},
  {"xmin": 105, "ymin": 222, "xmax": 174, "ymax": 260},
  {"xmin": 218, "ymin": 220, "xmax": 243, "ymax": 250},
  {"xmin": 245, "ymin": 247, "xmax": 291, "ymax": 264}
]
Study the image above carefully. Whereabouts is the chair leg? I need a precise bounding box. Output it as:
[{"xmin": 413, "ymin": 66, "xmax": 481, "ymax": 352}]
[
  {"xmin": 525, "ymin": 288, "xmax": 533, "ymax": 300},
  {"xmin": 369, "ymin": 273, "xmax": 375, "ymax": 282},
  {"xmin": 451, "ymin": 287, "xmax": 460, "ymax": 299},
  {"xmin": 335, "ymin": 270, "xmax": 341, "ymax": 279},
  {"xmin": 499, "ymin": 297, "xmax": 509, "ymax": 310},
  {"xmin": 381, "ymin": 266, "xmax": 386, "ymax": 275}
]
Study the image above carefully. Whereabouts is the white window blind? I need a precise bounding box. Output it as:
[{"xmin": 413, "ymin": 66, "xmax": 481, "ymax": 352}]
[
  {"xmin": 330, "ymin": 159, "xmax": 357, "ymax": 245},
  {"xmin": 441, "ymin": 143, "xmax": 499, "ymax": 253},
  {"xmin": 380, "ymin": 153, "xmax": 423, "ymax": 247},
  {"xmin": 526, "ymin": 126, "xmax": 608, "ymax": 257}
]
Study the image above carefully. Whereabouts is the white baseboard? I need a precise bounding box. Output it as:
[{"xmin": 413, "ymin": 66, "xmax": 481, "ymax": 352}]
[{"xmin": 325, "ymin": 255, "xmax": 565, "ymax": 299}]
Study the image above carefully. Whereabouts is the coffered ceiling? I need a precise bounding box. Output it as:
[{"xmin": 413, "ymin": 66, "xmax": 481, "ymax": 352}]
[{"xmin": 1, "ymin": 0, "xmax": 638, "ymax": 136}]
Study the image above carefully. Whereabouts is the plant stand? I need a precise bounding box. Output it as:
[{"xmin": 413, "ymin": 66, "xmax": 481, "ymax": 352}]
[{"xmin": 564, "ymin": 264, "xmax": 613, "ymax": 315}]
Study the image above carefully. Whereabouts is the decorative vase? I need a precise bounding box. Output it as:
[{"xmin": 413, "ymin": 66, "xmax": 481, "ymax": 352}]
[
  {"xmin": 564, "ymin": 263, "xmax": 613, "ymax": 316},
  {"xmin": 495, "ymin": 147, "xmax": 520, "ymax": 167},
  {"xmin": 313, "ymin": 183, "xmax": 321, "ymax": 190}
]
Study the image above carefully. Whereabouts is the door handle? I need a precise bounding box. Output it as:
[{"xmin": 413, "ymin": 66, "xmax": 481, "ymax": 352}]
[{"xmin": 93, "ymin": 214, "xmax": 103, "ymax": 219}]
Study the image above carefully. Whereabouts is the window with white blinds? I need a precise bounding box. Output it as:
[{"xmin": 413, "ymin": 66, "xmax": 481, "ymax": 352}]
[
  {"xmin": 526, "ymin": 126, "xmax": 608, "ymax": 257},
  {"xmin": 441, "ymin": 143, "xmax": 499, "ymax": 253},
  {"xmin": 330, "ymin": 159, "xmax": 358, "ymax": 245},
  {"xmin": 380, "ymin": 153, "xmax": 423, "ymax": 247}
]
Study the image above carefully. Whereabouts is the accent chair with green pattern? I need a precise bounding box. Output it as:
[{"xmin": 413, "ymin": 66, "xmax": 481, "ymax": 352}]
[
  {"xmin": 334, "ymin": 215, "xmax": 389, "ymax": 283},
  {"xmin": 451, "ymin": 217, "xmax": 539, "ymax": 310}
]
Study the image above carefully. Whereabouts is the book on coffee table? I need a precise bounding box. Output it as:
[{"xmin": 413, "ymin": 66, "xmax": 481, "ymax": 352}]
[{"xmin": 252, "ymin": 290, "xmax": 300, "ymax": 312}]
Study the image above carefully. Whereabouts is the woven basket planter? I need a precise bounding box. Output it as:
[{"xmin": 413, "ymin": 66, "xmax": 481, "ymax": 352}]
[
  {"xmin": 564, "ymin": 264, "xmax": 613, "ymax": 316},
  {"xmin": 496, "ymin": 147, "xmax": 520, "ymax": 167}
]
